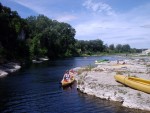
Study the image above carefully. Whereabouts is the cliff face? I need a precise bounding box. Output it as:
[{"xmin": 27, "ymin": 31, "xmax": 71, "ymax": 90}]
[{"xmin": 75, "ymin": 60, "xmax": 150, "ymax": 111}]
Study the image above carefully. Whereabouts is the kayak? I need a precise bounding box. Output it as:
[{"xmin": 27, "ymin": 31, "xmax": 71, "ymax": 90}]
[
  {"xmin": 95, "ymin": 59, "xmax": 109, "ymax": 63},
  {"xmin": 114, "ymin": 75, "xmax": 150, "ymax": 94},
  {"xmin": 61, "ymin": 77, "xmax": 75, "ymax": 87},
  {"xmin": 95, "ymin": 59, "xmax": 109, "ymax": 64}
]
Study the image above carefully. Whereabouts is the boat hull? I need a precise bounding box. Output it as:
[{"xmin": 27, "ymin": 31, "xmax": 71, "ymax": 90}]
[
  {"xmin": 95, "ymin": 59, "xmax": 109, "ymax": 64},
  {"xmin": 61, "ymin": 77, "xmax": 75, "ymax": 87},
  {"xmin": 114, "ymin": 75, "xmax": 150, "ymax": 94}
]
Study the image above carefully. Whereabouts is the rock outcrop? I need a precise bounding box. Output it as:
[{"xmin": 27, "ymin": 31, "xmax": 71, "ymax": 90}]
[
  {"xmin": 0, "ymin": 62, "xmax": 21, "ymax": 78},
  {"xmin": 75, "ymin": 58, "xmax": 150, "ymax": 111}
]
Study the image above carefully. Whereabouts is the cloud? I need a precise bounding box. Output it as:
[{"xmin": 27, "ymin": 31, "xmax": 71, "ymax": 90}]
[
  {"xmin": 140, "ymin": 25, "xmax": 150, "ymax": 28},
  {"xmin": 126, "ymin": 37, "xmax": 145, "ymax": 41},
  {"xmin": 11, "ymin": 0, "xmax": 47, "ymax": 14},
  {"xmin": 83, "ymin": 0, "xmax": 115, "ymax": 16},
  {"xmin": 75, "ymin": 1, "xmax": 150, "ymax": 48},
  {"xmin": 11, "ymin": 0, "xmax": 61, "ymax": 19},
  {"xmin": 56, "ymin": 15, "xmax": 77, "ymax": 22},
  {"xmin": 11, "ymin": 0, "xmax": 78, "ymax": 22}
]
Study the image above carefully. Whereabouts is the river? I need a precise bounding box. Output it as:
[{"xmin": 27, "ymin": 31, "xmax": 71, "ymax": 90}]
[{"xmin": 0, "ymin": 56, "xmax": 145, "ymax": 113}]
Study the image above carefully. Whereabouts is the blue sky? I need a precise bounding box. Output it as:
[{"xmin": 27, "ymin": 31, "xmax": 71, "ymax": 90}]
[{"xmin": 1, "ymin": 0, "xmax": 150, "ymax": 48}]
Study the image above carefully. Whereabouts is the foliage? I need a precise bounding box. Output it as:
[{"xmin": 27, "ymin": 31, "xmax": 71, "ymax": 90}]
[
  {"xmin": 75, "ymin": 39, "xmax": 136, "ymax": 55},
  {"xmin": 26, "ymin": 15, "xmax": 77, "ymax": 59},
  {"xmin": 103, "ymin": 43, "xmax": 138, "ymax": 54},
  {"xmin": 0, "ymin": 3, "xmax": 29, "ymax": 62},
  {"xmin": 116, "ymin": 44, "xmax": 122, "ymax": 53},
  {"xmin": 75, "ymin": 39, "xmax": 104, "ymax": 55}
]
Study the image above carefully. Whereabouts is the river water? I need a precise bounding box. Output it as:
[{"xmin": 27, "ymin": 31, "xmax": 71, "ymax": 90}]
[{"xmin": 0, "ymin": 56, "xmax": 147, "ymax": 113}]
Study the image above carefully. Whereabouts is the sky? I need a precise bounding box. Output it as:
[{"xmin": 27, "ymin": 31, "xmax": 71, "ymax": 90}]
[{"xmin": 1, "ymin": 0, "xmax": 150, "ymax": 49}]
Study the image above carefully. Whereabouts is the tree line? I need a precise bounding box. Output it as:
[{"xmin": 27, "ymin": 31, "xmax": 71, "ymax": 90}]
[
  {"xmin": 76, "ymin": 41, "xmax": 138, "ymax": 55},
  {"xmin": 0, "ymin": 3, "xmax": 140, "ymax": 63}
]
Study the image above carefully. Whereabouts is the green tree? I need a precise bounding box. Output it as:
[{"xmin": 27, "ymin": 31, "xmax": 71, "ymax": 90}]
[
  {"xmin": 109, "ymin": 44, "xmax": 115, "ymax": 50},
  {"xmin": 0, "ymin": 3, "xmax": 29, "ymax": 62},
  {"xmin": 122, "ymin": 44, "xmax": 131, "ymax": 52},
  {"xmin": 26, "ymin": 15, "xmax": 76, "ymax": 59},
  {"xmin": 116, "ymin": 44, "xmax": 122, "ymax": 53},
  {"xmin": 75, "ymin": 39, "xmax": 104, "ymax": 55}
]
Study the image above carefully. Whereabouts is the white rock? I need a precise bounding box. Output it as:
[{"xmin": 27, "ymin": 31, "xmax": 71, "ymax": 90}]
[
  {"xmin": 0, "ymin": 70, "xmax": 8, "ymax": 77},
  {"xmin": 76, "ymin": 59, "xmax": 150, "ymax": 111},
  {"xmin": 0, "ymin": 62, "xmax": 21, "ymax": 78}
]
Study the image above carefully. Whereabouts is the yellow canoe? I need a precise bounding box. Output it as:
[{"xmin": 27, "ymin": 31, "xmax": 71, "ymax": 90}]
[
  {"xmin": 61, "ymin": 77, "xmax": 75, "ymax": 87},
  {"xmin": 114, "ymin": 75, "xmax": 150, "ymax": 94}
]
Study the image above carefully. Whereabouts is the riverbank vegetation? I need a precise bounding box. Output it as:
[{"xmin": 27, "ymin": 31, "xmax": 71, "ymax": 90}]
[{"xmin": 0, "ymin": 3, "xmax": 142, "ymax": 64}]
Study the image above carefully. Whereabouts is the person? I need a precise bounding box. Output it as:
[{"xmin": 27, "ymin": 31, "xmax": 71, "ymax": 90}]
[
  {"xmin": 63, "ymin": 70, "xmax": 70, "ymax": 82},
  {"xmin": 117, "ymin": 60, "xmax": 119, "ymax": 64},
  {"xmin": 69, "ymin": 69, "xmax": 74, "ymax": 80},
  {"xmin": 122, "ymin": 62, "xmax": 126, "ymax": 64}
]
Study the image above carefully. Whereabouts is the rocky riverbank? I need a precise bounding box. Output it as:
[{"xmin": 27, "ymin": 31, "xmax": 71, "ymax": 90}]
[
  {"xmin": 0, "ymin": 62, "xmax": 21, "ymax": 78},
  {"xmin": 75, "ymin": 57, "xmax": 150, "ymax": 111}
]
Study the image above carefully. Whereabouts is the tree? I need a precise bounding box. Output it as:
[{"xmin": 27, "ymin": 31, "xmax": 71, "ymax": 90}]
[
  {"xmin": 109, "ymin": 44, "xmax": 115, "ymax": 50},
  {"xmin": 0, "ymin": 3, "xmax": 29, "ymax": 61},
  {"xmin": 122, "ymin": 44, "xmax": 131, "ymax": 52},
  {"xmin": 26, "ymin": 15, "xmax": 76, "ymax": 59},
  {"xmin": 116, "ymin": 44, "xmax": 122, "ymax": 53},
  {"xmin": 75, "ymin": 39, "xmax": 104, "ymax": 55}
]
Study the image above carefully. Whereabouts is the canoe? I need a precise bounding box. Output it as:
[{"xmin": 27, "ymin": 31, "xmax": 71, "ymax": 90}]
[
  {"xmin": 95, "ymin": 59, "xmax": 109, "ymax": 63},
  {"xmin": 95, "ymin": 59, "xmax": 109, "ymax": 64},
  {"xmin": 61, "ymin": 77, "xmax": 75, "ymax": 87},
  {"xmin": 114, "ymin": 75, "xmax": 150, "ymax": 94}
]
